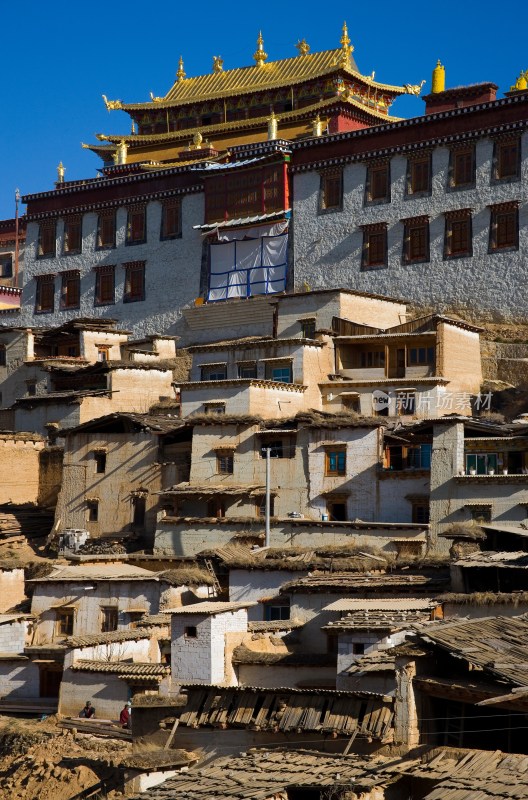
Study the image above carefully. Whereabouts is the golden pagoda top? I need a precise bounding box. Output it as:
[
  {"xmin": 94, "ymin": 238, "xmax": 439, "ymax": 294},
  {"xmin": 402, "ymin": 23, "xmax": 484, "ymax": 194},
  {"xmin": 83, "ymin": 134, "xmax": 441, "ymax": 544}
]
[{"xmin": 102, "ymin": 26, "xmax": 422, "ymax": 113}]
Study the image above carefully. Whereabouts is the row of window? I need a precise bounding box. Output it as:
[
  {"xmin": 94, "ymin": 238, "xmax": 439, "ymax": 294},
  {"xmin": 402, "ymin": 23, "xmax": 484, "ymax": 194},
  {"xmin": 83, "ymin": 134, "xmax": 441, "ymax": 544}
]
[
  {"xmin": 320, "ymin": 138, "xmax": 522, "ymax": 211},
  {"xmin": 37, "ymin": 200, "xmax": 182, "ymax": 258},
  {"xmin": 359, "ymin": 347, "xmax": 435, "ymax": 369},
  {"xmin": 201, "ymin": 361, "xmax": 293, "ymax": 383},
  {"xmin": 361, "ymin": 205, "xmax": 518, "ymax": 268},
  {"xmin": 35, "ymin": 261, "xmax": 146, "ymax": 313},
  {"xmin": 214, "ymin": 445, "xmax": 349, "ymax": 476}
]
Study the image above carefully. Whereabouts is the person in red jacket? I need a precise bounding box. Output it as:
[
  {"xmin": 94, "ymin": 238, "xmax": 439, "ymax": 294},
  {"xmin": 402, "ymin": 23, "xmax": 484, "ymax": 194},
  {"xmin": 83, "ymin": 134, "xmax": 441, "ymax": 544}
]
[{"xmin": 119, "ymin": 700, "xmax": 132, "ymax": 729}]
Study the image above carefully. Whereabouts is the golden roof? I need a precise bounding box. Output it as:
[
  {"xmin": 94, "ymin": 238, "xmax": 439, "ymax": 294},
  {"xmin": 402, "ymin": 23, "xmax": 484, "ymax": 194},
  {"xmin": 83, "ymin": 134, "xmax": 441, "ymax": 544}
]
[
  {"xmin": 93, "ymin": 96, "xmax": 401, "ymax": 151},
  {"xmin": 107, "ymin": 47, "xmax": 413, "ymax": 113}
]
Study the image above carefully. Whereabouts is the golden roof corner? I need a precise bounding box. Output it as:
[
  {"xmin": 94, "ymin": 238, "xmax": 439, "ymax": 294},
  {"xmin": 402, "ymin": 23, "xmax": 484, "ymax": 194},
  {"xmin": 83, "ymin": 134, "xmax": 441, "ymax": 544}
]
[{"xmin": 102, "ymin": 94, "xmax": 123, "ymax": 111}]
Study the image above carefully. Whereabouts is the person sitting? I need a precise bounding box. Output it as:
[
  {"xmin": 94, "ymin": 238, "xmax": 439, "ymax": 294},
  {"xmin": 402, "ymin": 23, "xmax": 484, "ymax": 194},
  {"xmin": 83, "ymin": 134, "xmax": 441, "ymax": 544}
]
[
  {"xmin": 79, "ymin": 700, "xmax": 95, "ymax": 718},
  {"xmin": 119, "ymin": 701, "xmax": 131, "ymax": 729}
]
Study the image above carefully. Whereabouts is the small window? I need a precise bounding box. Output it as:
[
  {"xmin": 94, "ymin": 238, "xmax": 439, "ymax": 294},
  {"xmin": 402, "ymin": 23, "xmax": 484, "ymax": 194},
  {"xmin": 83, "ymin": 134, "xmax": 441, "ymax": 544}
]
[
  {"xmin": 97, "ymin": 211, "xmax": 116, "ymax": 249},
  {"xmin": 37, "ymin": 221, "xmax": 56, "ymax": 258},
  {"xmin": 403, "ymin": 218, "xmax": 429, "ymax": 264},
  {"xmin": 257, "ymin": 495, "xmax": 275, "ymax": 517},
  {"xmin": 362, "ymin": 226, "xmax": 387, "ymax": 269},
  {"xmin": 396, "ymin": 391, "xmax": 416, "ymax": 416},
  {"xmin": 407, "ymin": 156, "xmax": 431, "ymax": 196},
  {"xmin": 60, "ymin": 271, "xmax": 80, "ymax": 309},
  {"xmin": 56, "ymin": 609, "xmax": 74, "ymax": 637},
  {"xmin": 266, "ymin": 363, "xmax": 292, "ymax": 383},
  {"xmin": 300, "ymin": 319, "xmax": 316, "ymax": 339},
  {"xmin": 238, "ymin": 362, "xmax": 257, "ymax": 379},
  {"xmin": 408, "ymin": 347, "xmax": 435, "ymax": 366},
  {"xmin": 468, "ymin": 505, "xmax": 492, "ymax": 523},
  {"xmin": 26, "ymin": 381, "xmax": 37, "ymax": 397},
  {"xmin": 201, "ymin": 364, "xmax": 227, "ymax": 381},
  {"xmin": 132, "ymin": 495, "xmax": 146, "ymax": 529},
  {"xmin": 94, "ymin": 451, "xmax": 106, "ymax": 474},
  {"xmin": 217, "ymin": 451, "xmax": 234, "ymax": 474},
  {"xmin": 87, "ymin": 500, "xmax": 99, "ymax": 522},
  {"xmin": 101, "ymin": 607, "xmax": 118, "ymax": 632},
  {"xmin": 124, "ymin": 261, "xmax": 146, "ymax": 303},
  {"xmin": 35, "ymin": 274, "xmax": 55, "ymax": 313},
  {"xmin": 0, "ymin": 255, "xmax": 13, "ymax": 278},
  {"xmin": 365, "ymin": 163, "xmax": 390, "ymax": 203},
  {"xmin": 207, "ymin": 498, "xmax": 225, "ymax": 517},
  {"xmin": 204, "ymin": 403, "xmax": 225, "ymax": 414},
  {"xmin": 412, "ymin": 502, "xmax": 430, "ymax": 524},
  {"xmin": 63, "ymin": 217, "xmax": 82, "ymax": 254},
  {"xmin": 327, "ymin": 500, "xmax": 347, "ymax": 521},
  {"xmin": 97, "ymin": 346, "xmax": 110, "ymax": 362},
  {"xmin": 494, "ymin": 139, "xmax": 520, "ymax": 181},
  {"xmin": 184, "ymin": 626, "xmax": 197, "ymax": 638},
  {"xmin": 261, "ymin": 440, "xmax": 283, "ymax": 458},
  {"xmin": 341, "ymin": 394, "xmax": 360, "ymax": 413},
  {"xmin": 264, "ymin": 604, "xmax": 290, "ymax": 621},
  {"xmin": 320, "ymin": 171, "xmax": 343, "ymax": 212},
  {"xmin": 95, "ymin": 266, "xmax": 115, "ymax": 306},
  {"xmin": 444, "ymin": 212, "xmax": 472, "ymax": 259},
  {"xmin": 126, "ymin": 206, "xmax": 146, "ymax": 244},
  {"xmin": 352, "ymin": 642, "xmax": 365, "ymax": 655},
  {"xmin": 160, "ymin": 200, "xmax": 182, "ymax": 240},
  {"xmin": 489, "ymin": 205, "xmax": 518, "ymax": 252},
  {"xmin": 450, "ymin": 147, "xmax": 475, "ymax": 188},
  {"xmin": 325, "ymin": 448, "xmax": 346, "ymax": 476}
]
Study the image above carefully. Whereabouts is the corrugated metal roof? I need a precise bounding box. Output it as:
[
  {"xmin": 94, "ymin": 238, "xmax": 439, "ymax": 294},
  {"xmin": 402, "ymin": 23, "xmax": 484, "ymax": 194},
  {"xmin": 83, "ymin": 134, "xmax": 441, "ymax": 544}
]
[
  {"xmin": 323, "ymin": 598, "xmax": 438, "ymax": 612},
  {"xmin": 166, "ymin": 601, "xmax": 256, "ymax": 615}
]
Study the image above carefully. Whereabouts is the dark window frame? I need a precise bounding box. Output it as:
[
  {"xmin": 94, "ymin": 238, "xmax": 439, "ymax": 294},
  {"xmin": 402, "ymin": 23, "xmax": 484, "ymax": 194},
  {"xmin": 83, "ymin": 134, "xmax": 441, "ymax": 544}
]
[
  {"xmin": 492, "ymin": 137, "xmax": 521, "ymax": 183},
  {"xmin": 160, "ymin": 200, "xmax": 182, "ymax": 240},
  {"xmin": 365, "ymin": 161, "xmax": 391, "ymax": 205},
  {"xmin": 448, "ymin": 145, "xmax": 476, "ymax": 190},
  {"xmin": 361, "ymin": 224, "xmax": 388, "ymax": 270},
  {"xmin": 216, "ymin": 450, "xmax": 234, "ymax": 474},
  {"xmin": 94, "ymin": 265, "xmax": 116, "ymax": 306},
  {"xmin": 319, "ymin": 169, "xmax": 343, "ymax": 213},
  {"xmin": 489, "ymin": 203, "xmax": 519, "ymax": 253},
  {"xmin": 406, "ymin": 154, "xmax": 432, "ymax": 197},
  {"xmin": 62, "ymin": 216, "xmax": 82, "ymax": 255},
  {"xmin": 444, "ymin": 211, "xmax": 473, "ymax": 259},
  {"xmin": 402, "ymin": 217, "xmax": 430, "ymax": 264},
  {"xmin": 37, "ymin": 221, "xmax": 57, "ymax": 259},
  {"xmin": 101, "ymin": 606, "xmax": 118, "ymax": 633},
  {"xmin": 60, "ymin": 271, "xmax": 81, "ymax": 310},
  {"xmin": 35, "ymin": 274, "xmax": 55, "ymax": 314},
  {"xmin": 123, "ymin": 261, "xmax": 146, "ymax": 303},
  {"xmin": 97, "ymin": 211, "xmax": 116, "ymax": 249},
  {"xmin": 126, "ymin": 206, "xmax": 147, "ymax": 245}
]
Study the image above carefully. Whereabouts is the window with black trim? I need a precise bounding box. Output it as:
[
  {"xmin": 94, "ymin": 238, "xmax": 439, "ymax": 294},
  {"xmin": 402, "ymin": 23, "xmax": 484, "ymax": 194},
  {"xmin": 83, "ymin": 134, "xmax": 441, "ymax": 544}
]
[
  {"xmin": 319, "ymin": 170, "xmax": 343, "ymax": 212},
  {"xmin": 160, "ymin": 200, "xmax": 182, "ymax": 239},
  {"xmin": 0, "ymin": 254, "xmax": 13, "ymax": 278},
  {"xmin": 365, "ymin": 162, "xmax": 390, "ymax": 204},
  {"xmin": 62, "ymin": 216, "xmax": 82, "ymax": 254},
  {"xmin": 237, "ymin": 362, "xmax": 257, "ymax": 379},
  {"xmin": 300, "ymin": 318, "xmax": 316, "ymax": 339},
  {"xmin": 87, "ymin": 500, "xmax": 99, "ymax": 522},
  {"xmin": 35, "ymin": 274, "xmax": 55, "ymax": 313},
  {"xmin": 37, "ymin": 221, "xmax": 56, "ymax": 258},
  {"xmin": 123, "ymin": 261, "xmax": 146, "ymax": 303},
  {"xmin": 265, "ymin": 362, "xmax": 292, "ymax": 383},
  {"xmin": 126, "ymin": 205, "xmax": 146, "ymax": 244},
  {"xmin": 406, "ymin": 155, "xmax": 431, "ymax": 196},
  {"xmin": 361, "ymin": 224, "xmax": 387, "ymax": 269},
  {"xmin": 493, "ymin": 138, "xmax": 521, "ymax": 182},
  {"xmin": 97, "ymin": 211, "xmax": 116, "ymax": 249},
  {"xmin": 201, "ymin": 363, "xmax": 227, "ymax": 381},
  {"xmin": 489, "ymin": 203, "xmax": 519, "ymax": 252},
  {"xmin": 444, "ymin": 210, "xmax": 472, "ymax": 259},
  {"xmin": 411, "ymin": 501, "xmax": 430, "ymax": 524},
  {"xmin": 449, "ymin": 146, "xmax": 475, "ymax": 189},
  {"xmin": 101, "ymin": 606, "xmax": 118, "ymax": 632},
  {"xmin": 60, "ymin": 271, "xmax": 80, "ymax": 309},
  {"xmin": 402, "ymin": 217, "xmax": 429, "ymax": 264},
  {"xmin": 408, "ymin": 346, "xmax": 435, "ymax": 366},
  {"xmin": 94, "ymin": 265, "xmax": 115, "ymax": 306}
]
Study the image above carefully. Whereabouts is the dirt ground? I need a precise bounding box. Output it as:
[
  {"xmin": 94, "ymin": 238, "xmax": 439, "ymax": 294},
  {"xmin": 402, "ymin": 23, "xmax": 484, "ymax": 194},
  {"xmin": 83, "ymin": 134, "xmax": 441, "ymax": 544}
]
[{"xmin": 0, "ymin": 715, "xmax": 129, "ymax": 800}]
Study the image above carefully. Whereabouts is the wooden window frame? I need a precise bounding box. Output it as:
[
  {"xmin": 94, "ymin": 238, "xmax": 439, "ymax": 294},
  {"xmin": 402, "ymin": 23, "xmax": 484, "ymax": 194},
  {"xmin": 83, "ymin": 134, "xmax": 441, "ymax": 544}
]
[
  {"xmin": 406, "ymin": 155, "xmax": 432, "ymax": 196},
  {"xmin": 37, "ymin": 221, "xmax": 56, "ymax": 259},
  {"xmin": 325, "ymin": 447, "xmax": 347, "ymax": 477},
  {"xmin": 444, "ymin": 210, "xmax": 473, "ymax": 259},
  {"xmin": 126, "ymin": 206, "xmax": 146, "ymax": 245},
  {"xmin": 123, "ymin": 261, "xmax": 146, "ymax": 303},
  {"xmin": 361, "ymin": 224, "xmax": 388, "ymax": 270},
  {"xmin": 201, "ymin": 363, "xmax": 227, "ymax": 381},
  {"xmin": 56, "ymin": 608, "xmax": 75, "ymax": 637},
  {"xmin": 94, "ymin": 265, "xmax": 115, "ymax": 306},
  {"xmin": 60, "ymin": 271, "xmax": 81, "ymax": 310},
  {"xmin": 257, "ymin": 495, "xmax": 276, "ymax": 518},
  {"xmin": 493, "ymin": 138, "xmax": 521, "ymax": 182},
  {"xmin": 97, "ymin": 211, "xmax": 116, "ymax": 249},
  {"xmin": 237, "ymin": 362, "xmax": 257, "ymax": 379},
  {"xmin": 449, "ymin": 146, "xmax": 476, "ymax": 189},
  {"xmin": 365, "ymin": 162, "xmax": 390, "ymax": 204},
  {"xmin": 160, "ymin": 200, "xmax": 182, "ymax": 240},
  {"xmin": 216, "ymin": 451, "xmax": 234, "ymax": 474},
  {"xmin": 402, "ymin": 217, "xmax": 430, "ymax": 264},
  {"xmin": 35, "ymin": 274, "xmax": 55, "ymax": 314},
  {"xmin": 319, "ymin": 169, "xmax": 343, "ymax": 213},
  {"xmin": 489, "ymin": 203, "xmax": 519, "ymax": 252},
  {"xmin": 101, "ymin": 606, "xmax": 118, "ymax": 633},
  {"xmin": 62, "ymin": 216, "xmax": 82, "ymax": 255},
  {"xmin": 0, "ymin": 254, "xmax": 13, "ymax": 279},
  {"xmin": 411, "ymin": 501, "xmax": 430, "ymax": 524},
  {"xmin": 300, "ymin": 318, "xmax": 316, "ymax": 339}
]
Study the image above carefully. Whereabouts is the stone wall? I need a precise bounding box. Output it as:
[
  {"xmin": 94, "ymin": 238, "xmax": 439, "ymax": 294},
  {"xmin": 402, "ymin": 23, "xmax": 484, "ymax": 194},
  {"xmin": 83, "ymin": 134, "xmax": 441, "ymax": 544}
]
[{"xmin": 0, "ymin": 570, "xmax": 26, "ymax": 613}]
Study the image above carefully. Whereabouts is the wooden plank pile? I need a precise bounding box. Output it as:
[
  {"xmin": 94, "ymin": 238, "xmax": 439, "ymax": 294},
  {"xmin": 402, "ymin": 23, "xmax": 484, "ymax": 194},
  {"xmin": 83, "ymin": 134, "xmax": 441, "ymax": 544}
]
[
  {"xmin": 0, "ymin": 505, "xmax": 55, "ymax": 539},
  {"xmin": 59, "ymin": 717, "xmax": 132, "ymax": 741}
]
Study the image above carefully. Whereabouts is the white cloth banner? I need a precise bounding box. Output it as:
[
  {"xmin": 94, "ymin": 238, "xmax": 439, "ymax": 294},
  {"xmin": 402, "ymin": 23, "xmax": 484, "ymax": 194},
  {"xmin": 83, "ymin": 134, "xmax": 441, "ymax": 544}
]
[
  {"xmin": 216, "ymin": 220, "xmax": 289, "ymax": 242},
  {"xmin": 208, "ymin": 231, "xmax": 288, "ymax": 301}
]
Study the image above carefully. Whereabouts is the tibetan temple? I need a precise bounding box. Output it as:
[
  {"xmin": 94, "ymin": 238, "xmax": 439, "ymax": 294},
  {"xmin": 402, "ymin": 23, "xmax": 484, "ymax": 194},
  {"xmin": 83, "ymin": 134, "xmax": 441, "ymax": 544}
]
[{"xmin": 87, "ymin": 25, "xmax": 423, "ymax": 169}]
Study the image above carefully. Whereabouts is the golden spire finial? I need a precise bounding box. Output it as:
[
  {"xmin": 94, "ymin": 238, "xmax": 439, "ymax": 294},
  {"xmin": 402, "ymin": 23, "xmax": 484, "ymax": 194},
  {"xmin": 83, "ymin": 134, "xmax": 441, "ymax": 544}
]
[
  {"xmin": 253, "ymin": 31, "xmax": 268, "ymax": 67},
  {"xmin": 295, "ymin": 38, "xmax": 310, "ymax": 56},
  {"xmin": 56, "ymin": 162, "xmax": 65, "ymax": 184},
  {"xmin": 176, "ymin": 56, "xmax": 186, "ymax": 82},
  {"xmin": 213, "ymin": 55, "xmax": 224, "ymax": 73},
  {"xmin": 339, "ymin": 21, "xmax": 354, "ymax": 66},
  {"xmin": 431, "ymin": 59, "xmax": 445, "ymax": 93},
  {"xmin": 511, "ymin": 69, "xmax": 528, "ymax": 92}
]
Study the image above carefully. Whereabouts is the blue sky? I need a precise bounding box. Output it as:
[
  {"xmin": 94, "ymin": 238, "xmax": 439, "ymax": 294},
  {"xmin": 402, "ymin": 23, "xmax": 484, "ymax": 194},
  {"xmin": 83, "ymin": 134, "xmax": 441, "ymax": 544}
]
[{"xmin": 1, "ymin": 0, "xmax": 524, "ymax": 219}]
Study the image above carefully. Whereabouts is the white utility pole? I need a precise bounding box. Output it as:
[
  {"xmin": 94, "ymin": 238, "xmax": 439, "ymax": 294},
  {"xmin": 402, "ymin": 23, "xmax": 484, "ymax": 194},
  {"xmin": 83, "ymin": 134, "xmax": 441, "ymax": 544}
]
[{"xmin": 265, "ymin": 446, "xmax": 271, "ymax": 548}]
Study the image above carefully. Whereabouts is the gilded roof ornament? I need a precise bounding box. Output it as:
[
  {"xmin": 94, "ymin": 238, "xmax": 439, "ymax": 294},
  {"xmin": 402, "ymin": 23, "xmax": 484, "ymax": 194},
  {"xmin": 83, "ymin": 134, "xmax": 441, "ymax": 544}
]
[
  {"xmin": 213, "ymin": 56, "xmax": 224, "ymax": 74},
  {"xmin": 339, "ymin": 21, "xmax": 354, "ymax": 66},
  {"xmin": 56, "ymin": 162, "xmax": 65, "ymax": 184},
  {"xmin": 404, "ymin": 79, "xmax": 426, "ymax": 96},
  {"xmin": 176, "ymin": 56, "xmax": 186, "ymax": 82},
  {"xmin": 253, "ymin": 31, "xmax": 268, "ymax": 68},
  {"xmin": 102, "ymin": 95, "xmax": 123, "ymax": 111},
  {"xmin": 295, "ymin": 39, "xmax": 310, "ymax": 56},
  {"xmin": 511, "ymin": 69, "xmax": 528, "ymax": 92},
  {"xmin": 193, "ymin": 131, "xmax": 203, "ymax": 149},
  {"xmin": 149, "ymin": 92, "xmax": 163, "ymax": 102}
]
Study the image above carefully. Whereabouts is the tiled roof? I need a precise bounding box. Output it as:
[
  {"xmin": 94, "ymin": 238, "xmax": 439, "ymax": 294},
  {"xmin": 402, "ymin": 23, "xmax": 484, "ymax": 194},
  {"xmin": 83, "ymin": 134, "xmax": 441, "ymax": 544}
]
[
  {"xmin": 59, "ymin": 412, "xmax": 185, "ymax": 437},
  {"xmin": 323, "ymin": 609, "xmax": 433, "ymax": 631},
  {"xmin": 323, "ymin": 598, "xmax": 438, "ymax": 612},
  {"xmin": 71, "ymin": 660, "xmax": 169, "ymax": 676},
  {"xmin": 166, "ymin": 601, "xmax": 256, "ymax": 615},
  {"xmin": 28, "ymin": 563, "xmax": 159, "ymax": 583},
  {"xmin": 139, "ymin": 613, "xmax": 171, "ymax": 626},
  {"xmin": 65, "ymin": 629, "xmax": 151, "ymax": 648},
  {"xmin": 282, "ymin": 571, "xmax": 449, "ymax": 594}
]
